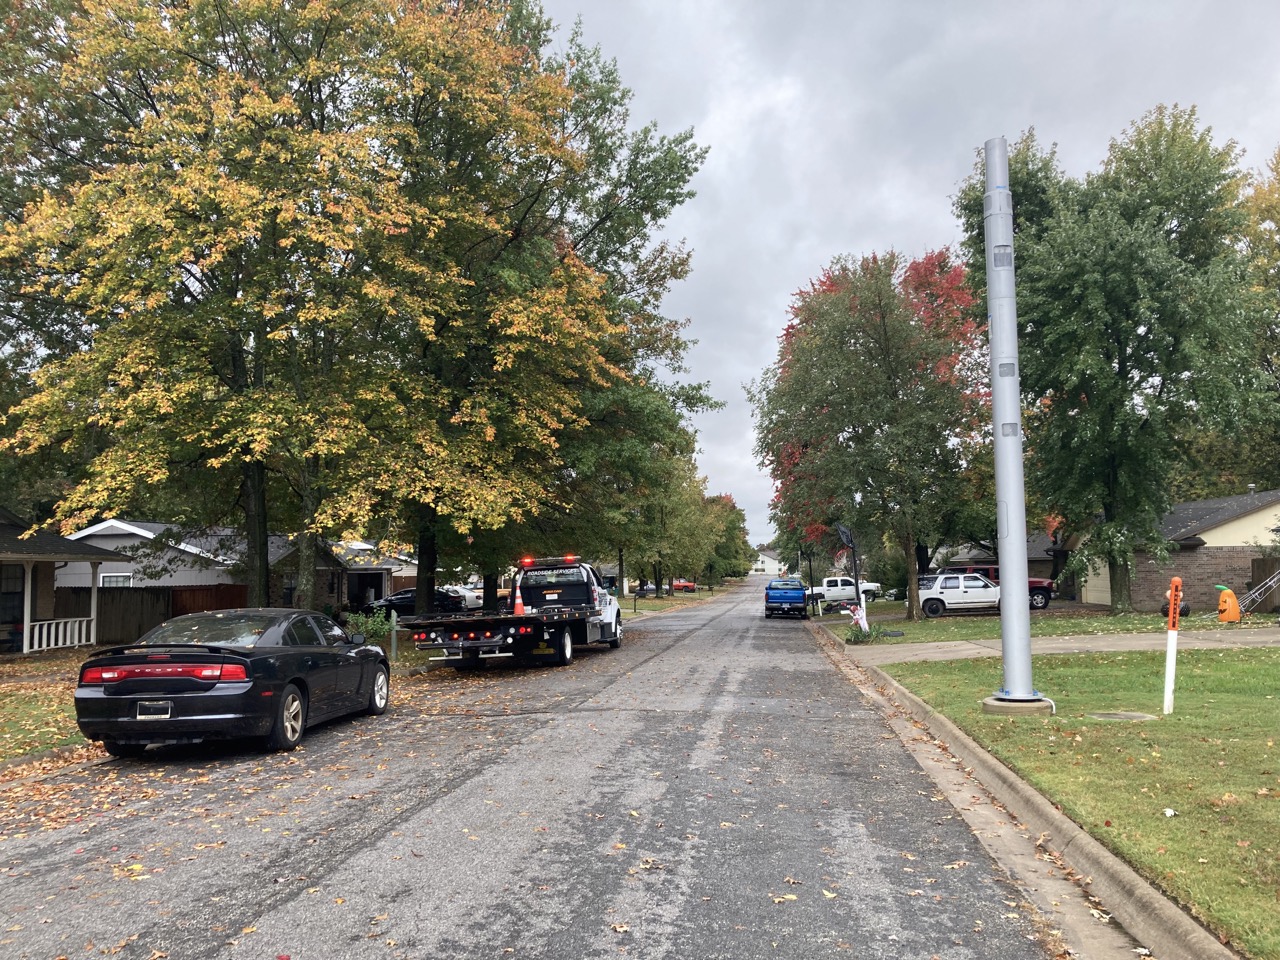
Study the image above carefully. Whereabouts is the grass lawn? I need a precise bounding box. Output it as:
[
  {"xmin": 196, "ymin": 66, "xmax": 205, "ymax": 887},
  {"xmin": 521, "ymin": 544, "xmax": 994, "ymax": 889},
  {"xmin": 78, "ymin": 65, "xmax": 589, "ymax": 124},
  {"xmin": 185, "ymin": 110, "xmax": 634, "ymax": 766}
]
[
  {"xmin": 0, "ymin": 679, "xmax": 82, "ymax": 763},
  {"xmin": 827, "ymin": 602, "xmax": 1260, "ymax": 644},
  {"xmin": 882, "ymin": 648, "xmax": 1280, "ymax": 960},
  {"xmin": 619, "ymin": 591, "xmax": 708, "ymax": 617}
]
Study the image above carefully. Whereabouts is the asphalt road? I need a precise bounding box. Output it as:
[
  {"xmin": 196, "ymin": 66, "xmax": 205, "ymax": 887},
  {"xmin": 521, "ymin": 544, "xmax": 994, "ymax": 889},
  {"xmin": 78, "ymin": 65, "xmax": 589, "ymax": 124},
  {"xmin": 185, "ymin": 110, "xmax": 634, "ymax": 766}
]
[{"xmin": 1, "ymin": 585, "xmax": 1054, "ymax": 960}]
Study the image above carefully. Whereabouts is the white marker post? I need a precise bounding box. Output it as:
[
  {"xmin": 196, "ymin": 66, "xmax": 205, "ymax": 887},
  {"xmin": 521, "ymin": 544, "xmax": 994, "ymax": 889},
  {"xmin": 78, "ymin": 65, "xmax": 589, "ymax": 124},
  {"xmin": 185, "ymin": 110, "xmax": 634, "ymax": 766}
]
[{"xmin": 1162, "ymin": 577, "xmax": 1183, "ymax": 715}]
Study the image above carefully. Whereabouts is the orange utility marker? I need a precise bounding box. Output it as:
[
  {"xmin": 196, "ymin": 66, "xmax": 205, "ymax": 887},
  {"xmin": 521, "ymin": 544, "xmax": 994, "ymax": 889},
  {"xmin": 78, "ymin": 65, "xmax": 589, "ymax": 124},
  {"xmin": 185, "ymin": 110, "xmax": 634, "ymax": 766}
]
[{"xmin": 1162, "ymin": 577, "xmax": 1182, "ymax": 715}]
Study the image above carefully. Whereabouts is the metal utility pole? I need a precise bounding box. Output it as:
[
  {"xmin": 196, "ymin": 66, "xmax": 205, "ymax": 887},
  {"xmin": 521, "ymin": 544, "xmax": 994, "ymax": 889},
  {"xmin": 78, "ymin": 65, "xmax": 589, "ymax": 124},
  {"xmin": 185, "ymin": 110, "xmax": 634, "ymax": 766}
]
[{"xmin": 982, "ymin": 137, "xmax": 1052, "ymax": 716}]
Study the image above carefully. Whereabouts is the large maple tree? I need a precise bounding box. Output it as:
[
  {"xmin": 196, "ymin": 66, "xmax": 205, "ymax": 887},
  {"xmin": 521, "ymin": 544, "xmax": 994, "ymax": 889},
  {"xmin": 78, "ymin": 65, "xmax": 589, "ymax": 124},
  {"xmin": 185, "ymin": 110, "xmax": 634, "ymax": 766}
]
[{"xmin": 0, "ymin": 0, "xmax": 705, "ymax": 607}]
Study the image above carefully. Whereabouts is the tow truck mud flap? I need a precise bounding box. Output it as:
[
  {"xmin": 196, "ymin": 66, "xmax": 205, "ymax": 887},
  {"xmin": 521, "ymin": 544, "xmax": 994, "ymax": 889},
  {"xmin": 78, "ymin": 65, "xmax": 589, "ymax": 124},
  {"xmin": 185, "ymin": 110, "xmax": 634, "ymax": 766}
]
[{"xmin": 529, "ymin": 640, "xmax": 559, "ymax": 659}]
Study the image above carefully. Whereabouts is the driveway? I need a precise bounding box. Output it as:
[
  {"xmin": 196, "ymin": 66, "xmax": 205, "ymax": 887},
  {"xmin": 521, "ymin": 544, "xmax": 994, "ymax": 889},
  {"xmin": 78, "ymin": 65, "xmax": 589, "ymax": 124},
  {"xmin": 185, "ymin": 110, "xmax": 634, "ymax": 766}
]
[{"xmin": 2, "ymin": 584, "xmax": 1061, "ymax": 959}]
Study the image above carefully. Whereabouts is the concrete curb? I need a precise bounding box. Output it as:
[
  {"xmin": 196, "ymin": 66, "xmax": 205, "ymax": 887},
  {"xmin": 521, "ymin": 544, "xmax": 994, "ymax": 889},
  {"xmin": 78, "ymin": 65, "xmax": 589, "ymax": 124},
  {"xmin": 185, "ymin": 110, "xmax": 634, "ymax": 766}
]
[{"xmin": 852, "ymin": 655, "xmax": 1239, "ymax": 960}]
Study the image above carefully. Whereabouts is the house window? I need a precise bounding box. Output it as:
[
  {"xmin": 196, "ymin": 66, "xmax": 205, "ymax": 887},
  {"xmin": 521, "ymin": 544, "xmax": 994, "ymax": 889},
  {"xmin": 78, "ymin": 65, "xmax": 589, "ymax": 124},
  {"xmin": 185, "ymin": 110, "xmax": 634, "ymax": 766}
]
[
  {"xmin": 1, "ymin": 563, "xmax": 23, "ymax": 623},
  {"xmin": 101, "ymin": 574, "xmax": 132, "ymax": 588}
]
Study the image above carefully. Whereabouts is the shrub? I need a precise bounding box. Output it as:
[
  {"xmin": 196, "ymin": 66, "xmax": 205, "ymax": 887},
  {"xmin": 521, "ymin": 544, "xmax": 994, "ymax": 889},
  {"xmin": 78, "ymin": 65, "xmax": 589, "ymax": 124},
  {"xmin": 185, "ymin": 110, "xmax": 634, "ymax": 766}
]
[
  {"xmin": 346, "ymin": 610, "xmax": 393, "ymax": 645},
  {"xmin": 845, "ymin": 623, "xmax": 891, "ymax": 645}
]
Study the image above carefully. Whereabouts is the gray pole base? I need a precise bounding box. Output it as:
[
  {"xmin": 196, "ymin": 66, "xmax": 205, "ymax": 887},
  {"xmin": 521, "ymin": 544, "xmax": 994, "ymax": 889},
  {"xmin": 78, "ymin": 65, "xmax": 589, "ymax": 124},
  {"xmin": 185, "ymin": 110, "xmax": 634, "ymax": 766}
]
[{"xmin": 982, "ymin": 696, "xmax": 1054, "ymax": 716}]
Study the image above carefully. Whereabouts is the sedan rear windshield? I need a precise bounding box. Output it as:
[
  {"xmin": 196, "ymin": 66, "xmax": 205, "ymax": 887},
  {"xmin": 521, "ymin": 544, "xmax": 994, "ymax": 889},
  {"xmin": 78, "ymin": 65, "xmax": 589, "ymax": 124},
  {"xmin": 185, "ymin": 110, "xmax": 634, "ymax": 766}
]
[{"xmin": 137, "ymin": 614, "xmax": 277, "ymax": 648}]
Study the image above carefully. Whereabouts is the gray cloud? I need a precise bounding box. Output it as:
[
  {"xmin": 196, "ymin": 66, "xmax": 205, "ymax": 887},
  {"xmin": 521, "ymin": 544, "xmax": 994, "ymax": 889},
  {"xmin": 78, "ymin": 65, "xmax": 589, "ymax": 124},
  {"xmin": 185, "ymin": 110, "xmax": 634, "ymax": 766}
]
[{"xmin": 542, "ymin": 0, "xmax": 1280, "ymax": 543}]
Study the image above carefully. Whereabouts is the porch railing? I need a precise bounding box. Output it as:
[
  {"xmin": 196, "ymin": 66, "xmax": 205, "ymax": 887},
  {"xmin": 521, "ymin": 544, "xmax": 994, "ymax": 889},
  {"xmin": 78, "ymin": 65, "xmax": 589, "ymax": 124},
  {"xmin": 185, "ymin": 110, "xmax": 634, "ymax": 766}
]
[{"xmin": 25, "ymin": 618, "xmax": 94, "ymax": 654}]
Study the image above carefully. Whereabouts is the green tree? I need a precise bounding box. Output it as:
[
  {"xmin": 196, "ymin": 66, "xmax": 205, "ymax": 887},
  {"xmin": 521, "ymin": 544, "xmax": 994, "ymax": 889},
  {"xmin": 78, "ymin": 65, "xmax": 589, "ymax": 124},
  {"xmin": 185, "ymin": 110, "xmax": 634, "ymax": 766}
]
[
  {"xmin": 750, "ymin": 250, "xmax": 982, "ymax": 619},
  {"xmin": 395, "ymin": 16, "xmax": 709, "ymax": 608},
  {"xmin": 961, "ymin": 107, "xmax": 1259, "ymax": 611},
  {"xmin": 1, "ymin": 0, "xmax": 696, "ymax": 610},
  {"xmin": 701, "ymin": 494, "xmax": 755, "ymax": 582}
]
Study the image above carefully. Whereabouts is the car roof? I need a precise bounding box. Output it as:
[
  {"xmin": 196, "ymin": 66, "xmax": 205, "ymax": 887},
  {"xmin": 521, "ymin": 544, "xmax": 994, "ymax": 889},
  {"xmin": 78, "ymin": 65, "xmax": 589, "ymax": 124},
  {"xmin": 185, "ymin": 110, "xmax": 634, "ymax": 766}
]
[{"xmin": 170, "ymin": 608, "xmax": 320, "ymax": 619}]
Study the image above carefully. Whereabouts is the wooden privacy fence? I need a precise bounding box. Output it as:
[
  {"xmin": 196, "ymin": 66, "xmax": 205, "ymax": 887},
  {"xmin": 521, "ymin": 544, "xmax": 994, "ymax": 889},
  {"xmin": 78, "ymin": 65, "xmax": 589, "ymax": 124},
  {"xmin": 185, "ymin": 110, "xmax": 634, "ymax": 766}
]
[
  {"xmin": 1250, "ymin": 557, "xmax": 1280, "ymax": 613},
  {"xmin": 55, "ymin": 587, "xmax": 172, "ymax": 645},
  {"xmin": 170, "ymin": 584, "xmax": 249, "ymax": 616},
  {"xmin": 54, "ymin": 584, "xmax": 250, "ymax": 645}
]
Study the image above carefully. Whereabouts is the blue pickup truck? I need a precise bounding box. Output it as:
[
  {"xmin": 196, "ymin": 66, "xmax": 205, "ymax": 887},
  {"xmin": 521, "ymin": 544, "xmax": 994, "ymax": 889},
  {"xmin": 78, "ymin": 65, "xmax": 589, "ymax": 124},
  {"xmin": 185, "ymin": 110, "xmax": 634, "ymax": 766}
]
[{"xmin": 765, "ymin": 578, "xmax": 810, "ymax": 619}]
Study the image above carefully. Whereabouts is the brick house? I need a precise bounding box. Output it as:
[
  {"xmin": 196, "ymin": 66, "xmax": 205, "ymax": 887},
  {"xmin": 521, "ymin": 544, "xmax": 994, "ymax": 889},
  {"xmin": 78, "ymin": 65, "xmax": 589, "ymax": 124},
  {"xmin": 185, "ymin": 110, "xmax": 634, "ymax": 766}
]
[{"xmin": 1080, "ymin": 489, "xmax": 1280, "ymax": 612}]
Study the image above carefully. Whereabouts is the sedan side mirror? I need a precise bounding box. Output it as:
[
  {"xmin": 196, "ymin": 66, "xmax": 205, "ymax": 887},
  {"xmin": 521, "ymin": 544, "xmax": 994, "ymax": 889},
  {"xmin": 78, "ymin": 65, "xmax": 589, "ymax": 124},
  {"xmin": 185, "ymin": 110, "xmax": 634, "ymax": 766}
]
[{"xmin": 348, "ymin": 633, "xmax": 367, "ymax": 645}]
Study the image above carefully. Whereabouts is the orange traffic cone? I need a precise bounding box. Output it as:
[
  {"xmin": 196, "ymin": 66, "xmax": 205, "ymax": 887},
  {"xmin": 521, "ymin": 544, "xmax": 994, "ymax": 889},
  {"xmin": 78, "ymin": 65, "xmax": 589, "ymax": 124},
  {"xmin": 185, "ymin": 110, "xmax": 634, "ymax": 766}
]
[{"xmin": 512, "ymin": 586, "xmax": 525, "ymax": 616}]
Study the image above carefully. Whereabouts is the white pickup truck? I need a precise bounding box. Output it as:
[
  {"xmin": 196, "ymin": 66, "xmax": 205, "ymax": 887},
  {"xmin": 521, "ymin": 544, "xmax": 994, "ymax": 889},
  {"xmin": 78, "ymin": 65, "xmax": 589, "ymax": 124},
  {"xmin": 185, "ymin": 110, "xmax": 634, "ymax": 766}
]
[
  {"xmin": 808, "ymin": 575, "xmax": 881, "ymax": 611},
  {"xmin": 917, "ymin": 572, "xmax": 1000, "ymax": 618}
]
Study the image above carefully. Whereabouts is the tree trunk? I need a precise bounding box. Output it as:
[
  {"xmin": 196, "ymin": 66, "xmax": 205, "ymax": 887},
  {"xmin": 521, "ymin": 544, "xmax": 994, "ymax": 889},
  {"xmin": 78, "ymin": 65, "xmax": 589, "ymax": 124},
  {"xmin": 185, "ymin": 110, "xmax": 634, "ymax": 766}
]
[
  {"xmin": 1108, "ymin": 557, "xmax": 1134, "ymax": 614},
  {"xmin": 240, "ymin": 459, "xmax": 270, "ymax": 607},
  {"xmin": 914, "ymin": 541, "xmax": 931, "ymax": 575},
  {"xmin": 617, "ymin": 547, "xmax": 626, "ymax": 597},
  {"xmin": 295, "ymin": 530, "xmax": 317, "ymax": 610},
  {"xmin": 294, "ymin": 454, "xmax": 322, "ymax": 610},
  {"xmin": 902, "ymin": 531, "xmax": 921, "ymax": 621},
  {"xmin": 482, "ymin": 572, "xmax": 500, "ymax": 611},
  {"xmin": 415, "ymin": 507, "xmax": 439, "ymax": 616}
]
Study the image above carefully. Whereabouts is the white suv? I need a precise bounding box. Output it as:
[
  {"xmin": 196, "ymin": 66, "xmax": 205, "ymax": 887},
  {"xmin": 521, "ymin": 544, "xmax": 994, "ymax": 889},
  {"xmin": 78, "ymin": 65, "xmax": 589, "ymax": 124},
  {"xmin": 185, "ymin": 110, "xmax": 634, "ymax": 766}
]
[{"xmin": 917, "ymin": 573, "xmax": 1000, "ymax": 618}]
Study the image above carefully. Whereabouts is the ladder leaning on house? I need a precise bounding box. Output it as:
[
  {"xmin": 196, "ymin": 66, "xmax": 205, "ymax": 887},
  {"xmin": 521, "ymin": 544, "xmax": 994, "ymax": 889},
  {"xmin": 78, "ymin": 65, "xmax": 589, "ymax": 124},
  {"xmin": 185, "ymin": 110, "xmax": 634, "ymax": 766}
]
[{"xmin": 1234, "ymin": 568, "xmax": 1280, "ymax": 616}]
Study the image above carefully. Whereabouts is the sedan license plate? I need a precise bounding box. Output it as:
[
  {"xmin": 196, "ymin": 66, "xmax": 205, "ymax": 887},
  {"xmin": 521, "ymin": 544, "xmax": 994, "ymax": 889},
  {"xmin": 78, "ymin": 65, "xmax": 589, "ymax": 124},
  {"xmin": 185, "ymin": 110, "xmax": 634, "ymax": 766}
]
[{"xmin": 137, "ymin": 700, "xmax": 172, "ymax": 721}]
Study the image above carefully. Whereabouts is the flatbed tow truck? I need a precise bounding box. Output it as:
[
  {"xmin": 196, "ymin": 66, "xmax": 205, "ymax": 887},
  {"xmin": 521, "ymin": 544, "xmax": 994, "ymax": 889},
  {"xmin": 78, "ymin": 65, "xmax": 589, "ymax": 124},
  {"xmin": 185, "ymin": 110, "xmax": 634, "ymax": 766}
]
[{"xmin": 407, "ymin": 555, "xmax": 622, "ymax": 669}]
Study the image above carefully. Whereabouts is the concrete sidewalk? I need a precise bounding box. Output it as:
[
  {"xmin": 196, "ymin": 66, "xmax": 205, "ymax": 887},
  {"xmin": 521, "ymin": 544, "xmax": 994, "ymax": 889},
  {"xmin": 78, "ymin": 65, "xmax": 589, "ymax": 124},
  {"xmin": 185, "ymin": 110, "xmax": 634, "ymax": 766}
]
[
  {"xmin": 833, "ymin": 623, "xmax": 1280, "ymax": 960},
  {"xmin": 848, "ymin": 623, "xmax": 1280, "ymax": 666}
]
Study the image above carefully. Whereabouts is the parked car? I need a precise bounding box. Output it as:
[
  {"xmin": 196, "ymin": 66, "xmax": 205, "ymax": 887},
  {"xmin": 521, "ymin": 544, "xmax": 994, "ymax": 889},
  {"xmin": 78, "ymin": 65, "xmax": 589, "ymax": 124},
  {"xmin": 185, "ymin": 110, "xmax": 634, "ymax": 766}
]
[
  {"xmin": 807, "ymin": 575, "xmax": 881, "ymax": 608},
  {"xmin": 363, "ymin": 588, "xmax": 463, "ymax": 617},
  {"xmin": 74, "ymin": 609, "xmax": 390, "ymax": 757},
  {"xmin": 671, "ymin": 578, "xmax": 697, "ymax": 593},
  {"xmin": 441, "ymin": 584, "xmax": 482, "ymax": 609},
  {"xmin": 764, "ymin": 577, "xmax": 809, "ymax": 618},
  {"xmin": 917, "ymin": 573, "xmax": 1001, "ymax": 618},
  {"xmin": 938, "ymin": 564, "xmax": 1054, "ymax": 610}
]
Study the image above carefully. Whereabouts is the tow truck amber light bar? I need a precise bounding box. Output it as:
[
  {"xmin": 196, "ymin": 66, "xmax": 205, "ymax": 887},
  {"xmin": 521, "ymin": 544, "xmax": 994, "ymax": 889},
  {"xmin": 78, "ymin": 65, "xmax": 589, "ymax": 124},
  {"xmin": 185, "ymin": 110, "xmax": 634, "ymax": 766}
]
[
  {"xmin": 80, "ymin": 663, "xmax": 249, "ymax": 684},
  {"xmin": 519, "ymin": 555, "xmax": 581, "ymax": 567}
]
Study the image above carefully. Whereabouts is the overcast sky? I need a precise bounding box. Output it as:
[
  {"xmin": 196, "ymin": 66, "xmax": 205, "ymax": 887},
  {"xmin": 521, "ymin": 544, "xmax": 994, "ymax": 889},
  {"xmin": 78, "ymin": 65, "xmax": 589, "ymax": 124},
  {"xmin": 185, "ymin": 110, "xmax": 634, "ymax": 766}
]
[{"xmin": 538, "ymin": 0, "xmax": 1280, "ymax": 546}]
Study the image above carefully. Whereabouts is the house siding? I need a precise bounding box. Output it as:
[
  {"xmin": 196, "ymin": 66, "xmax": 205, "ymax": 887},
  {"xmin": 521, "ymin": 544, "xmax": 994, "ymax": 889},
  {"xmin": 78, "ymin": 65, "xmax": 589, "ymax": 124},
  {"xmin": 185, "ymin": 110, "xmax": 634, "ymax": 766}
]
[
  {"xmin": 751, "ymin": 552, "xmax": 788, "ymax": 577},
  {"xmin": 57, "ymin": 533, "xmax": 234, "ymax": 588},
  {"xmin": 1080, "ymin": 560, "xmax": 1112, "ymax": 607},
  {"xmin": 1198, "ymin": 507, "xmax": 1280, "ymax": 547}
]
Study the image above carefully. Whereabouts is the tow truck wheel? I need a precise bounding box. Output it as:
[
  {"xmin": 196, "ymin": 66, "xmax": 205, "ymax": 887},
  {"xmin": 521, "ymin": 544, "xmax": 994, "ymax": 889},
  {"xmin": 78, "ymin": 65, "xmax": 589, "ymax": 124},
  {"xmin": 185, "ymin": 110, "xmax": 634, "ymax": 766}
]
[
  {"xmin": 608, "ymin": 615, "xmax": 622, "ymax": 649},
  {"xmin": 558, "ymin": 627, "xmax": 574, "ymax": 666}
]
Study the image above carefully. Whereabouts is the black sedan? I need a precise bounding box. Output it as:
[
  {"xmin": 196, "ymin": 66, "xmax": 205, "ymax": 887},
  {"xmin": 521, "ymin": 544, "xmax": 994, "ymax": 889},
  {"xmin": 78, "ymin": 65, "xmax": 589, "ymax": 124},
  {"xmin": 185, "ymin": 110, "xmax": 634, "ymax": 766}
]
[
  {"xmin": 362, "ymin": 588, "xmax": 463, "ymax": 617},
  {"xmin": 75, "ymin": 609, "xmax": 390, "ymax": 758}
]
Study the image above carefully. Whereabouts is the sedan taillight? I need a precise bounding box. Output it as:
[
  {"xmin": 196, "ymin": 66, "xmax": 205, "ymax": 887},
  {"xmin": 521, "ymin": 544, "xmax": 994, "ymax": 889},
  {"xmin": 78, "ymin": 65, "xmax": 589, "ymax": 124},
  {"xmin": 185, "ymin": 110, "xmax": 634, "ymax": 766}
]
[{"xmin": 80, "ymin": 663, "xmax": 249, "ymax": 684}]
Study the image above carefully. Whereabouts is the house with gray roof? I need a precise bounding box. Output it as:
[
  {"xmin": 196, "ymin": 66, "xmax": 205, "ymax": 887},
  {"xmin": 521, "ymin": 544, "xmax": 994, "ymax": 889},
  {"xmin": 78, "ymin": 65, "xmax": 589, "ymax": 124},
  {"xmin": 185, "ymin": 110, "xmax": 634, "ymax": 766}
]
[
  {"xmin": 1079, "ymin": 488, "xmax": 1280, "ymax": 612},
  {"xmin": 60, "ymin": 518, "xmax": 349, "ymax": 612},
  {"xmin": 751, "ymin": 548, "xmax": 788, "ymax": 577},
  {"xmin": 1, "ymin": 507, "xmax": 124, "ymax": 653}
]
